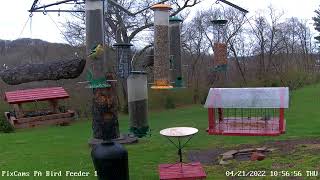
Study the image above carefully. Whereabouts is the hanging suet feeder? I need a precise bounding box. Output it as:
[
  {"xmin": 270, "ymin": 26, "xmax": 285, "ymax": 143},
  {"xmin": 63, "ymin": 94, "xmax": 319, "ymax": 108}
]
[
  {"xmin": 113, "ymin": 43, "xmax": 133, "ymax": 79},
  {"xmin": 169, "ymin": 16, "xmax": 185, "ymax": 88},
  {"xmin": 211, "ymin": 19, "xmax": 228, "ymax": 72},
  {"xmin": 213, "ymin": 43, "xmax": 228, "ymax": 72},
  {"xmin": 127, "ymin": 71, "xmax": 149, "ymax": 137},
  {"xmin": 150, "ymin": 4, "xmax": 173, "ymax": 89},
  {"xmin": 204, "ymin": 87, "xmax": 289, "ymax": 136}
]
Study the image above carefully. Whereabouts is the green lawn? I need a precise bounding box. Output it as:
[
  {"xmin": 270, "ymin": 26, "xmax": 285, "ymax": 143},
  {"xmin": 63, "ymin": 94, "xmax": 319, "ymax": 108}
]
[{"xmin": 1, "ymin": 84, "xmax": 320, "ymax": 179}]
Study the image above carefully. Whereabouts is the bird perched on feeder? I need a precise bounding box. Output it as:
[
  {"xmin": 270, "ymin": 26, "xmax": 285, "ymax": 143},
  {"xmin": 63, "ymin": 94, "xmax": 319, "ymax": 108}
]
[{"xmin": 88, "ymin": 44, "xmax": 104, "ymax": 60}]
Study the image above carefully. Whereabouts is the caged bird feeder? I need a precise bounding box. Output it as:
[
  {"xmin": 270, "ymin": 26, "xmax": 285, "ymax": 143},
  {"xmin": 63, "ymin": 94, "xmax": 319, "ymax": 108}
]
[
  {"xmin": 211, "ymin": 19, "xmax": 228, "ymax": 72},
  {"xmin": 113, "ymin": 43, "xmax": 133, "ymax": 79},
  {"xmin": 169, "ymin": 16, "xmax": 184, "ymax": 88},
  {"xmin": 204, "ymin": 87, "xmax": 289, "ymax": 136},
  {"xmin": 150, "ymin": 4, "xmax": 173, "ymax": 89},
  {"xmin": 127, "ymin": 71, "xmax": 149, "ymax": 138}
]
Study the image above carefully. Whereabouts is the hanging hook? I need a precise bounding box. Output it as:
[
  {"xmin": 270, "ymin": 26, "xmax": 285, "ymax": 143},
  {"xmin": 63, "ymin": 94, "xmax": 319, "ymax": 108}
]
[
  {"xmin": 29, "ymin": 13, "xmax": 33, "ymax": 17},
  {"xmin": 43, "ymin": 8, "xmax": 47, "ymax": 15}
]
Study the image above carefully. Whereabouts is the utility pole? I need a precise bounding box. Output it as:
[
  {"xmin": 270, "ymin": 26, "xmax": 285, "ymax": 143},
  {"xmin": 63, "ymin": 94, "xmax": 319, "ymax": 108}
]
[{"xmin": 86, "ymin": 0, "xmax": 120, "ymax": 142}]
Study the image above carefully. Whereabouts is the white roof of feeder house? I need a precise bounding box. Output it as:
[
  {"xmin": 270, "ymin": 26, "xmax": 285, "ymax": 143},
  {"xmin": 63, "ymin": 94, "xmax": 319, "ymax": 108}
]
[{"xmin": 204, "ymin": 87, "xmax": 289, "ymax": 108}]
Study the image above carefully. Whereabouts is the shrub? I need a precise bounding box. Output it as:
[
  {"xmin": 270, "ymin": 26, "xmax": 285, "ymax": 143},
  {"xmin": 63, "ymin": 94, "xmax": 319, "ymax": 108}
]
[{"xmin": 0, "ymin": 117, "xmax": 14, "ymax": 133}]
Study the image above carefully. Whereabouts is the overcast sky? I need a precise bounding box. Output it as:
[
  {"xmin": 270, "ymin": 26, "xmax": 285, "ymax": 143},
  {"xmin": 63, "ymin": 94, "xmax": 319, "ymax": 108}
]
[{"xmin": 0, "ymin": 0, "xmax": 319, "ymax": 44}]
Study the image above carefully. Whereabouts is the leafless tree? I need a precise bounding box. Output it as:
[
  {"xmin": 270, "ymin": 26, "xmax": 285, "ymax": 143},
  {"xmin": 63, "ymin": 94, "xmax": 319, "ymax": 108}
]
[
  {"xmin": 223, "ymin": 8, "xmax": 247, "ymax": 85},
  {"xmin": 63, "ymin": 0, "xmax": 202, "ymax": 110},
  {"xmin": 191, "ymin": 7, "xmax": 248, "ymax": 85},
  {"xmin": 182, "ymin": 11, "xmax": 211, "ymax": 103},
  {"xmin": 63, "ymin": 0, "xmax": 202, "ymax": 46},
  {"xmin": 58, "ymin": 1, "xmax": 320, "ymax": 101}
]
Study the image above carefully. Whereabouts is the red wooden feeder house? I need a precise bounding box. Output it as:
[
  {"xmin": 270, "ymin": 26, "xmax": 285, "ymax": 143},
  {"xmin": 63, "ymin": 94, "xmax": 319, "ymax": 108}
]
[
  {"xmin": 204, "ymin": 87, "xmax": 289, "ymax": 136},
  {"xmin": 4, "ymin": 87, "xmax": 75, "ymax": 129}
]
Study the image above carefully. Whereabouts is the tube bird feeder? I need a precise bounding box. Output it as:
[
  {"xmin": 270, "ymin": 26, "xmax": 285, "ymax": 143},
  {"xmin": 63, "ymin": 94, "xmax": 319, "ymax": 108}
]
[
  {"xmin": 169, "ymin": 16, "xmax": 184, "ymax": 88},
  {"xmin": 151, "ymin": 4, "xmax": 173, "ymax": 89},
  {"xmin": 211, "ymin": 19, "xmax": 228, "ymax": 72},
  {"xmin": 127, "ymin": 71, "xmax": 149, "ymax": 137},
  {"xmin": 113, "ymin": 43, "xmax": 133, "ymax": 79}
]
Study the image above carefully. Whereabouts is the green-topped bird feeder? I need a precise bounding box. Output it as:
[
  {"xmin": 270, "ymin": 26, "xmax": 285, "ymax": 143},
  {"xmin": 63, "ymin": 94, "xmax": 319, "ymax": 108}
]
[
  {"xmin": 86, "ymin": 70, "xmax": 111, "ymax": 89},
  {"xmin": 169, "ymin": 16, "xmax": 185, "ymax": 88}
]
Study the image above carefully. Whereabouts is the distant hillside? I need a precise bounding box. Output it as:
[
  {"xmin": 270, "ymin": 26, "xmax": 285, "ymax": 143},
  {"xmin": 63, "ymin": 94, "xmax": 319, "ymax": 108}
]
[{"xmin": 0, "ymin": 38, "xmax": 85, "ymax": 68}]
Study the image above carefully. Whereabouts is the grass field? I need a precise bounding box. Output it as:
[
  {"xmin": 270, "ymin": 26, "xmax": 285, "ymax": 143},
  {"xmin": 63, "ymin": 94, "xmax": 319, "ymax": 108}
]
[{"xmin": 1, "ymin": 84, "xmax": 320, "ymax": 179}]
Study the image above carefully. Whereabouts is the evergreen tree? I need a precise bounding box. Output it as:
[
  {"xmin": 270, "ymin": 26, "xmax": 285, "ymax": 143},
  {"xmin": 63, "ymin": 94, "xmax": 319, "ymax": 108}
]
[{"xmin": 313, "ymin": 7, "xmax": 320, "ymax": 42}]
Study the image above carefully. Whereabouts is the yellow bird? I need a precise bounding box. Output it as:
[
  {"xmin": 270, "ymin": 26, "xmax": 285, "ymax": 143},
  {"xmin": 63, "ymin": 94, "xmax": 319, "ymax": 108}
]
[{"xmin": 88, "ymin": 44, "xmax": 104, "ymax": 59}]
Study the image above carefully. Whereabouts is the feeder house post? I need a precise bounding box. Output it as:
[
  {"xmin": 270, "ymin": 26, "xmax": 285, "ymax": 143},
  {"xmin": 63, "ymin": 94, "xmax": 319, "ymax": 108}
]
[
  {"xmin": 127, "ymin": 71, "xmax": 149, "ymax": 137},
  {"xmin": 204, "ymin": 87, "xmax": 289, "ymax": 136},
  {"xmin": 279, "ymin": 108, "xmax": 285, "ymax": 133},
  {"xmin": 151, "ymin": 4, "xmax": 173, "ymax": 89},
  {"xmin": 208, "ymin": 108, "xmax": 215, "ymax": 131},
  {"xmin": 211, "ymin": 19, "xmax": 228, "ymax": 72},
  {"xmin": 113, "ymin": 43, "xmax": 133, "ymax": 79},
  {"xmin": 169, "ymin": 16, "xmax": 183, "ymax": 87}
]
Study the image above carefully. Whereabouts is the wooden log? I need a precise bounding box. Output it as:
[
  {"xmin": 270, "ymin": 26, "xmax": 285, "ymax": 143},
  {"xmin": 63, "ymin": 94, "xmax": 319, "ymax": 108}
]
[
  {"xmin": 14, "ymin": 117, "xmax": 74, "ymax": 129},
  {"xmin": 0, "ymin": 58, "xmax": 85, "ymax": 85},
  {"xmin": 15, "ymin": 111, "xmax": 74, "ymax": 124},
  {"xmin": 92, "ymin": 73, "xmax": 120, "ymax": 140}
]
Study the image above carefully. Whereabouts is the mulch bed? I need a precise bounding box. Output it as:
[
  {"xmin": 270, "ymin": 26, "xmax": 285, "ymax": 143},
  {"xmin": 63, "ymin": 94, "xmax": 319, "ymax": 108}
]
[{"xmin": 187, "ymin": 138, "xmax": 320, "ymax": 165}]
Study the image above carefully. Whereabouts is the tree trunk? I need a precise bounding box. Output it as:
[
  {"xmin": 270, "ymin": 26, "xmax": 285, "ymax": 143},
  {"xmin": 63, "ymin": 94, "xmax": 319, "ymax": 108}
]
[
  {"xmin": 92, "ymin": 73, "xmax": 120, "ymax": 140},
  {"xmin": 0, "ymin": 58, "xmax": 85, "ymax": 85},
  {"xmin": 230, "ymin": 43, "xmax": 246, "ymax": 85}
]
